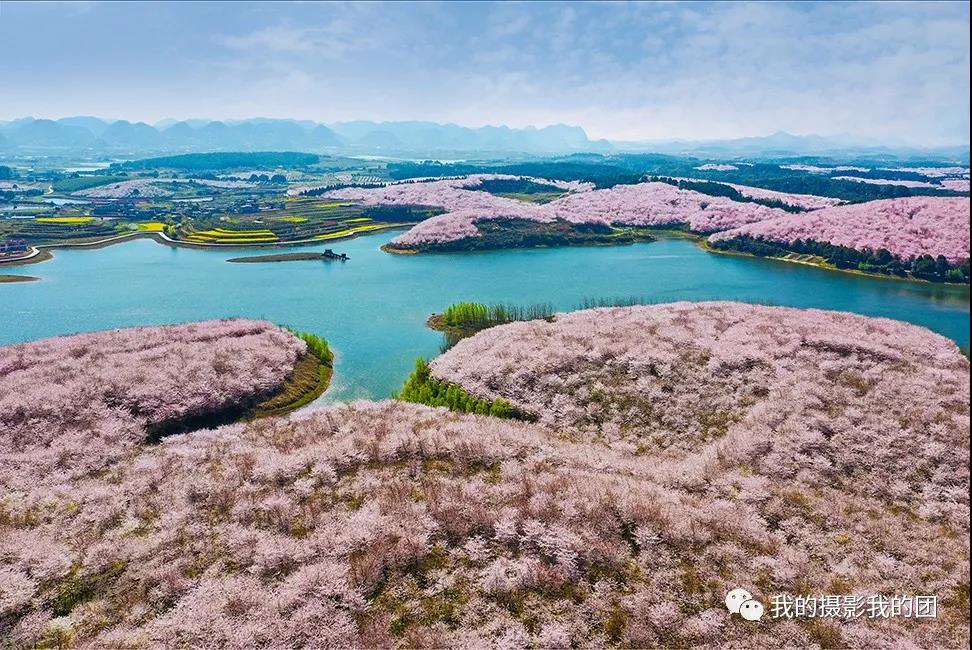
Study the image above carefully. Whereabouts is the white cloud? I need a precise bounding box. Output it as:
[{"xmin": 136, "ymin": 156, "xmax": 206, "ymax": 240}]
[{"xmin": 1, "ymin": 1, "xmax": 968, "ymax": 144}]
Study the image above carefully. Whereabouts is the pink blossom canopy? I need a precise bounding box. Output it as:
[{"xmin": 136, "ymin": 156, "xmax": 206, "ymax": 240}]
[
  {"xmin": 709, "ymin": 196, "xmax": 971, "ymax": 263},
  {"xmin": 1, "ymin": 306, "xmax": 968, "ymax": 648},
  {"xmin": 325, "ymin": 177, "xmax": 803, "ymax": 246}
]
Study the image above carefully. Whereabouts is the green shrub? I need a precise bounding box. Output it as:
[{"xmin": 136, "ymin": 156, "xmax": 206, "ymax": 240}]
[
  {"xmin": 287, "ymin": 328, "xmax": 333, "ymax": 364},
  {"xmin": 440, "ymin": 301, "xmax": 554, "ymax": 330},
  {"xmin": 396, "ymin": 358, "xmax": 517, "ymax": 418}
]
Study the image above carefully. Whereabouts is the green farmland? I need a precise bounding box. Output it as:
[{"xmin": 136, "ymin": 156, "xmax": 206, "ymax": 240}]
[
  {"xmin": 177, "ymin": 197, "xmax": 439, "ymax": 246},
  {"xmin": 0, "ymin": 217, "xmax": 121, "ymax": 245}
]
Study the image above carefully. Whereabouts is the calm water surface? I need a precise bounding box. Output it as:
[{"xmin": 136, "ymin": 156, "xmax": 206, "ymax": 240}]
[{"xmin": 2, "ymin": 232, "xmax": 968, "ymax": 402}]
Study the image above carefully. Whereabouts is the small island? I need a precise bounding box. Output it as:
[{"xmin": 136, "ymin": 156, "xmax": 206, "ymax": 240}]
[
  {"xmin": 0, "ymin": 274, "xmax": 40, "ymax": 283},
  {"xmin": 226, "ymin": 250, "xmax": 349, "ymax": 263}
]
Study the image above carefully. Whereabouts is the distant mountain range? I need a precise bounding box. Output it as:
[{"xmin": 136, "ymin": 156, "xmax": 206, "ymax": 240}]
[
  {"xmin": 614, "ymin": 131, "xmax": 970, "ymax": 162},
  {"xmin": 0, "ymin": 117, "xmax": 967, "ymax": 161},
  {"xmin": 0, "ymin": 117, "xmax": 610, "ymax": 157}
]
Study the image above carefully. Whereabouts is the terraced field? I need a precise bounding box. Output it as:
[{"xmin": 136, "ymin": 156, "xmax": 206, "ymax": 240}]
[
  {"xmin": 33, "ymin": 216, "xmax": 95, "ymax": 225},
  {"xmin": 0, "ymin": 217, "xmax": 120, "ymax": 245},
  {"xmin": 180, "ymin": 220, "xmax": 400, "ymax": 245},
  {"xmin": 182, "ymin": 227, "xmax": 280, "ymax": 244},
  {"xmin": 177, "ymin": 197, "xmax": 435, "ymax": 245}
]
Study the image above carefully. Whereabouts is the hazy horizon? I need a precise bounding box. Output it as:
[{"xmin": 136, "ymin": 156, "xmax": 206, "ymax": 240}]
[
  {"xmin": 5, "ymin": 115, "xmax": 970, "ymax": 149},
  {"xmin": 2, "ymin": 1, "xmax": 970, "ymax": 147}
]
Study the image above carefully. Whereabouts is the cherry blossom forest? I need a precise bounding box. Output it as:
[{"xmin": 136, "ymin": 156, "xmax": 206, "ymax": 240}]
[
  {"xmin": 3, "ymin": 0, "xmax": 971, "ymax": 646},
  {"xmin": 1, "ymin": 303, "xmax": 968, "ymax": 648},
  {"xmin": 2, "ymin": 167, "xmax": 969, "ymax": 647},
  {"xmin": 325, "ymin": 175, "xmax": 970, "ymax": 272},
  {"xmin": 708, "ymin": 197, "xmax": 971, "ymax": 264}
]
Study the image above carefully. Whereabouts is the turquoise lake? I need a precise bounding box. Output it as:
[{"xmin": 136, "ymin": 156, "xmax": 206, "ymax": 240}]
[{"xmin": 2, "ymin": 231, "xmax": 969, "ymax": 402}]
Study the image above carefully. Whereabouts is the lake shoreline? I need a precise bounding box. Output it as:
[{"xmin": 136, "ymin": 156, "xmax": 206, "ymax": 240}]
[
  {"xmin": 11, "ymin": 221, "xmax": 966, "ymax": 288},
  {"xmin": 0, "ymin": 248, "xmax": 53, "ymax": 267},
  {"xmin": 698, "ymin": 239, "xmax": 969, "ymax": 286},
  {"xmin": 252, "ymin": 351, "xmax": 333, "ymax": 418},
  {"xmin": 2, "ymin": 232, "xmax": 967, "ymax": 401}
]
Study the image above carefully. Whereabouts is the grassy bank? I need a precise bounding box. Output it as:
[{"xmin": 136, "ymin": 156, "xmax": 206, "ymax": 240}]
[
  {"xmin": 428, "ymin": 301, "xmax": 555, "ymax": 348},
  {"xmin": 253, "ymin": 353, "xmax": 332, "ymax": 417},
  {"xmin": 380, "ymin": 244, "xmax": 419, "ymax": 255},
  {"xmin": 0, "ymin": 274, "xmax": 40, "ymax": 283},
  {"xmin": 435, "ymin": 301, "xmax": 554, "ymax": 330},
  {"xmin": 253, "ymin": 330, "xmax": 333, "ymax": 417}
]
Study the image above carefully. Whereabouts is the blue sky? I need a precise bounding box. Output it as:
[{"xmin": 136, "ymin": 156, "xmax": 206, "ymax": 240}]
[{"xmin": 1, "ymin": 1, "xmax": 969, "ymax": 144}]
